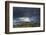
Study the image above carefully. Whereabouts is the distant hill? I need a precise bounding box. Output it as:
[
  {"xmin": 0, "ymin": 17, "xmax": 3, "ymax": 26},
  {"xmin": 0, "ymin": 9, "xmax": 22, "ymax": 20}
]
[{"xmin": 13, "ymin": 22, "xmax": 40, "ymax": 28}]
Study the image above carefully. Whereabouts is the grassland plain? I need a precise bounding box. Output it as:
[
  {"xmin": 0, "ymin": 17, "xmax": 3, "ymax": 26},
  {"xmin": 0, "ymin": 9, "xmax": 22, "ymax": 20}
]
[{"xmin": 13, "ymin": 22, "xmax": 40, "ymax": 28}]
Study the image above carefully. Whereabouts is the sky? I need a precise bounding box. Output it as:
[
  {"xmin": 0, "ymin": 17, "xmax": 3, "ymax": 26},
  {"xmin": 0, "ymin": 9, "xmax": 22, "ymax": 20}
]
[
  {"xmin": 13, "ymin": 7, "xmax": 40, "ymax": 25},
  {"xmin": 13, "ymin": 7, "xmax": 40, "ymax": 19}
]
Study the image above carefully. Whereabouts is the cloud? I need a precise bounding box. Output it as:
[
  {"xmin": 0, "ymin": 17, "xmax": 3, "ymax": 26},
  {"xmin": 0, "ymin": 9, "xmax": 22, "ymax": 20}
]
[
  {"xmin": 13, "ymin": 7, "xmax": 40, "ymax": 25},
  {"xmin": 13, "ymin": 7, "xmax": 40, "ymax": 18}
]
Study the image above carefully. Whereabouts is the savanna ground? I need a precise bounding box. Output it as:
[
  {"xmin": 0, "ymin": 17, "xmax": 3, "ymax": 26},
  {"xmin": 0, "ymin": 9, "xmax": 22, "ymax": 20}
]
[{"xmin": 13, "ymin": 22, "xmax": 40, "ymax": 28}]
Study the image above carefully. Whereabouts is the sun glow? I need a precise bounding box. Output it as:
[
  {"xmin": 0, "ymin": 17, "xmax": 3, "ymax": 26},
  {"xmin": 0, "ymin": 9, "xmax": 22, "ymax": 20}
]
[{"xmin": 19, "ymin": 17, "xmax": 30, "ymax": 22}]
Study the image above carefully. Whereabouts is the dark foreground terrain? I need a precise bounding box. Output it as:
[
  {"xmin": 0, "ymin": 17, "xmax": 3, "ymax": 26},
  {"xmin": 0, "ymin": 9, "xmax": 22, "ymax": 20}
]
[{"xmin": 13, "ymin": 22, "xmax": 40, "ymax": 28}]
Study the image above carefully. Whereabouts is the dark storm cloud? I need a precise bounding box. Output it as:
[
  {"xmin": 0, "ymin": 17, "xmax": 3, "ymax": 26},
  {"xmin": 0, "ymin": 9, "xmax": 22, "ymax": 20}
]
[
  {"xmin": 13, "ymin": 7, "xmax": 40, "ymax": 19},
  {"xmin": 13, "ymin": 7, "xmax": 40, "ymax": 25}
]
